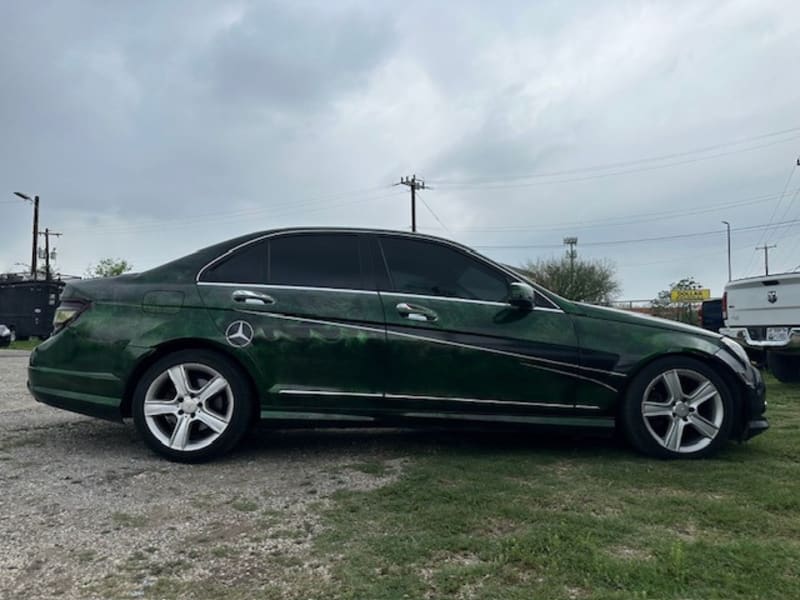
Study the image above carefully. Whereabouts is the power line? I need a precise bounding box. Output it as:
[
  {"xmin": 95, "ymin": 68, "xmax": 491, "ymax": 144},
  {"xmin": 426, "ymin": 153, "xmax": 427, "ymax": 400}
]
[
  {"xmin": 745, "ymin": 161, "xmax": 797, "ymax": 275},
  {"xmin": 429, "ymin": 126, "xmax": 800, "ymax": 185},
  {"xmin": 65, "ymin": 187, "xmax": 400, "ymax": 235},
  {"xmin": 772, "ymin": 188, "xmax": 800, "ymax": 269},
  {"xmin": 418, "ymin": 192, "xmax": 450, "ymax": 234},
  {"xmin": 429, "ymin": 134, "xmax": 800, "ymax": 191},
  {"xmin": 418, "ymin": 188, "xmax": 799, "ymax": 234},
  {"xmin": 472, "ymin": 218, "xmax": 800, "ymax": 250},
  {"xmin": 764, "ymin": 159, "xmax": 800, "ymax": 250}
]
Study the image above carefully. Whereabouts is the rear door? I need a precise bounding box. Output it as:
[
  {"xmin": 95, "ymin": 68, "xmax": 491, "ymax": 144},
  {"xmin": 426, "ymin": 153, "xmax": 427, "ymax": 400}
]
[
  {"xmin": 373, "ymin": 234, "xmax": 584, "ymax": 419},
  {"xmin": 198, "ymin": 232, "xmax": 386, "ymax": 418}
]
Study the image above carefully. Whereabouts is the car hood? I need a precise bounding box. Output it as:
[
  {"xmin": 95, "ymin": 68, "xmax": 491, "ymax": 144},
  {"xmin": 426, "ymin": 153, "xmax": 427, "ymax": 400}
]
[{"xmin": 571, "ymin": 302, "xmax": 722, "ymax": 339}]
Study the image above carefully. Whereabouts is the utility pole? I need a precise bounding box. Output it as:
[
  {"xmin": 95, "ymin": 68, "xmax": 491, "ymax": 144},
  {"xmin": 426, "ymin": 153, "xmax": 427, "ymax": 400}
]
[
  {"xmin": 722, "ymin": 221, "xmax": 732, "ymax": 281},
  {"xmin": 38, "ymin": 228, "xmax": 62, "ymax": 282},
  {"xmin": 398, "ymin": 175, "xmax": 426, "ymax": 232},
  {"xmin": 756, "ymin": 243, "xmax": 777, "ymax": 276},
  {"xmin": 563, "ymin": 236, "xmax": 578, "ymax": 295},
  {"xmin": 13, "ymin": 192, "xmax": 40, "ymax": 279},
  {"xmin": 563, "ymin": 236, "xmax": 578, "ymax": 270}
]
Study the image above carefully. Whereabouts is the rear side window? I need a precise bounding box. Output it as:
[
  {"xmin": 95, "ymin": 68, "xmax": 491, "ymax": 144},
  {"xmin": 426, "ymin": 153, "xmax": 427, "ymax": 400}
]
[
  {"xmin": 269, "ymin": 234, "xmax": 363, "ymax": 289},
  {"xmin": 379, "ymin": 237, "xmax": 509, "ymax": 302},
  {"xmin": 202, "ymin": 240, "xmax": 266, "ymax": 284}
]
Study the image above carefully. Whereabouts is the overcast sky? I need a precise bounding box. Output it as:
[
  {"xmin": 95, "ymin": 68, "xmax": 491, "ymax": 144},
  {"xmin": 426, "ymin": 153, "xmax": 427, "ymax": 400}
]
[{"xmin": 2, "ymin": 0, "xmax": 799, "ymax": 299}]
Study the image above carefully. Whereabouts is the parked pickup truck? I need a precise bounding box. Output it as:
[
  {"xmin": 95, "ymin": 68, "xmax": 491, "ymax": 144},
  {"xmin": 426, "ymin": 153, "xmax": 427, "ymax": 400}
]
[{"xmin": 720, "ymin": 272, "xmax": 800, "ymax": 381}]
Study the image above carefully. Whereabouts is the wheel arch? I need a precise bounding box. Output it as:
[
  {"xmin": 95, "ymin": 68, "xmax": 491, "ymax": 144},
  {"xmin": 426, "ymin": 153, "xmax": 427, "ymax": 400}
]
[
  {"xmin": 120, "ymin": 338, "xmax": 261, "ymax": 420},
  {"xmin": 616, "ymin": 350, "xmax": 746, "ymax": 437}
]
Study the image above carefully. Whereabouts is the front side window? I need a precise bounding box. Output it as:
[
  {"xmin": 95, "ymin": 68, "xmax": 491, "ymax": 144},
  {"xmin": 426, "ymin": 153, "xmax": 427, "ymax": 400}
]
[
  {"xmin": 379, "ymin": 237, "xmax": 509, "ymax": 302},
  {"xmin": 269, "ymin": 233, "xmax": 363, "ymax": 289}
]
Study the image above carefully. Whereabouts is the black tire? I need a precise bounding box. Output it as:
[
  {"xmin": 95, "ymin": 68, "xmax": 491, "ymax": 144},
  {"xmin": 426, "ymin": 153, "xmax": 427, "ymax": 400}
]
[
  {"xmin": 620, "ymin": 356, "xmax": 735, "ymax": 459},
  {"xmin": 767, "ymin": 352, "xmax": 800, "ymax": 383},
  {"xmin": 132, "ymin": 349, "xmax": 254, "ymax": 463}
]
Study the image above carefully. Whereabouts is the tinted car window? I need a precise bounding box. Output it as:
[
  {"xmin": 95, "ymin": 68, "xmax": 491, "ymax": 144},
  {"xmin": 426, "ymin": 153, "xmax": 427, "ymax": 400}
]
[
  {"xmin": 202, "ymin": 240, "xmax": 266, "ymax": 284},
  {"xmin": 379, "ymin": 237, "xmax": 509, "ymax": 302},
  {"xmin": 269, "ymin": 234, "xmax": 363, "ymax": 289}
]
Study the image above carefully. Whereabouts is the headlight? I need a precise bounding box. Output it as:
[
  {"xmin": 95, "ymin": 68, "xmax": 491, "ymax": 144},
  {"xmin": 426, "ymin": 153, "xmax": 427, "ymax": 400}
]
[
  {"xmin": 53, "ymin": 300, "xmax": 90, "ymax": 333},
  {"xmin": 721, "ymin": 336, "xmax": 750, "ymax": 365}
]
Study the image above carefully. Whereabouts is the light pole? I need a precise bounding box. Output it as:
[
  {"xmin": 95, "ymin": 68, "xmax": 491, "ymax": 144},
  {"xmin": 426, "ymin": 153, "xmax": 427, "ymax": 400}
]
[
  {"xmin": 721, "ymin": 221, "xmax": 731, "ymax": 282},
  {"xmin": 13, "ymin": 192, "xmax": 40, "ymax": 279}
]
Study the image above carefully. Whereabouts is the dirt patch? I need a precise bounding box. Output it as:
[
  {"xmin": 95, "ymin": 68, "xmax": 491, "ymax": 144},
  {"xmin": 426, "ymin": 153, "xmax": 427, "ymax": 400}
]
[{"xmin": 0, "ymin": 353, "xmax": 408, "ymax": 599}]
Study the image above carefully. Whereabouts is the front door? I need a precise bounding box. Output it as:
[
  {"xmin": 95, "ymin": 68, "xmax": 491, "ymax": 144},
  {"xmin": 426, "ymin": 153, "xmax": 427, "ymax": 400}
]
[
  {"xmin": 374, "ymin": 234, "xmax": 588, "ymax": 420},
  {"xmin": 198, "ymin": 232, "xmax": 386, "ymax": 419}
]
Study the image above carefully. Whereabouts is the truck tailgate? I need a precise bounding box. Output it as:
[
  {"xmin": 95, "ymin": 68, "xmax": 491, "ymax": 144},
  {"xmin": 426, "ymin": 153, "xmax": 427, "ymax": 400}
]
[{"xmin": 726, "ymin": 273, "xmax": 800, "ymax": 326}]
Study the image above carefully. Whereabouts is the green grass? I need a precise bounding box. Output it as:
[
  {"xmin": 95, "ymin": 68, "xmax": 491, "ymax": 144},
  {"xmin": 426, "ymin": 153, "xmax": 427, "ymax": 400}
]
[
  {"xmin": 309, "ymin": 375, "xmax": 800, "ymax": 600},
  {"xmin": 111, "ymin": 511, "xmax": 148, "ymax": 528},
  {"xmin": 4, "ymin": 339, "xmax": 40, "ymax": 351},
  {"xmin": 230, "ymin": 497, "xmax": 259, "ymax": 512}
]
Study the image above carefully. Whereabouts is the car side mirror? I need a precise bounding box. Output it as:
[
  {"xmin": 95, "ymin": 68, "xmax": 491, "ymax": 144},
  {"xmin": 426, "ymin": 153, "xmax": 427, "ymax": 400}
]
[{"xmin": 508, "ymin": 282, "xmax": 535, "ymax": 310}]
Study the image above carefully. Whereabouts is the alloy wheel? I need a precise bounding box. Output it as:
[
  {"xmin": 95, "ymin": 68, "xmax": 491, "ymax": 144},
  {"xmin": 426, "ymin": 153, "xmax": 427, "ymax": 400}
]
[
  {"xmin": 143, "ymin": 363, "xmax": 234, "ymax": 452},
  {"xmin": 640, "ymin": 368, "xmax": 724, "ymax": 454}
]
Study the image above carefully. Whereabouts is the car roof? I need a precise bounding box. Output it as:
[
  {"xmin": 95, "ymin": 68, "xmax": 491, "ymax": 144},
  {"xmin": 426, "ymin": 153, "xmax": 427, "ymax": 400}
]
[{"xmin": 235, "ymin": 227, "xmax": 477, "ymax": 252}]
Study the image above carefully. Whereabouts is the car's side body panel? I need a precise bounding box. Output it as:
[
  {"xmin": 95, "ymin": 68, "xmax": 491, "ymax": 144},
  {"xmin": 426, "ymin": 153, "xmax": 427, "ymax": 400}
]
[
  {"xmin": 27, "ymin": 278, "xmax": 230, "ymax": 420},
  {"xmin": 197, "ymin": 282, "xmax": 387, "ymax": 415},
  {"xmin": 378, "ymin": 291, "xmax": 614, "ymax": 413}
]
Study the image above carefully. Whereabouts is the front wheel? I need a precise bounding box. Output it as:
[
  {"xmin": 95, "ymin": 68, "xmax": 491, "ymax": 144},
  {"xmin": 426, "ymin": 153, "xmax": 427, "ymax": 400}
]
[
  {"xmin": 620, "ymin": 357, "xmax": 735, "ymax": 459},
  {"xmin": 132, "ymin": 349, "xmax": 254, "ymax": 463}
]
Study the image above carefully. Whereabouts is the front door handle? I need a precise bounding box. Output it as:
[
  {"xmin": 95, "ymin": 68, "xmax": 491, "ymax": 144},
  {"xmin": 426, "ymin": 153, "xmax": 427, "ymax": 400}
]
[
  {"xmin": 232, "ymin": 290, "xmax": 275, "ymax": 306},
  {"xmin": 396, "ymin": 302, "xmax": 438, "ymax": 322}
]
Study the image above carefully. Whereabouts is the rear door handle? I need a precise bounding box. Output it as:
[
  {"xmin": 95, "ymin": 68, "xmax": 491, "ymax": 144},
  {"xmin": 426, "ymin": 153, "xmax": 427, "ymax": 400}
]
[
  {"xmin": 396, "ymin": 302, "xmax": 438, "ymax": 322},
  {"xmin": 232, "ymin": 290, "xmax": 275, "ymax": 306}
]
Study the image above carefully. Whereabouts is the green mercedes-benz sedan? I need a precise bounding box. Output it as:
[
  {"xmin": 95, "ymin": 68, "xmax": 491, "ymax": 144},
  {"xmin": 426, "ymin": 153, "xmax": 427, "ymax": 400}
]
[{"xmin": 28, "ymin": 228, "xmax": 767, "ymax": 462}]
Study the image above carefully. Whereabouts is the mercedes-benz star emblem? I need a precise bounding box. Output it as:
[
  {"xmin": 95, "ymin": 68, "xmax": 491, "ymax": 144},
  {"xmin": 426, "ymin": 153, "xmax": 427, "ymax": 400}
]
[
  {"xmin": 768, "ymin": 290, "xmax": 777, "ymax": 304},
  {"xmin": 225, "ymin": 320, "xmax": 254, "ymax": 348}
]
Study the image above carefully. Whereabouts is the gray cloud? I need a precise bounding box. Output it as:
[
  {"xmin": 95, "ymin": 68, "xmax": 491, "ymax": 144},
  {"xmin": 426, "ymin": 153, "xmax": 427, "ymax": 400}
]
[{"xmin": 1, "ymin": 1, "xmax": 800, "ymax": 299}]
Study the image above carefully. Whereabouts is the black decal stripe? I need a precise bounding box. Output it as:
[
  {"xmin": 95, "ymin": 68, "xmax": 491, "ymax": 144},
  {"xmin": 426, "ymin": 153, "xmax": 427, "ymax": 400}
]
[
  {"xmin": 385, "ymin": 323, "xmax": 624, "ymax": 387},
  {"xmin": 251, "ymin": 311, "xmax": 622, "ymax": 392}
]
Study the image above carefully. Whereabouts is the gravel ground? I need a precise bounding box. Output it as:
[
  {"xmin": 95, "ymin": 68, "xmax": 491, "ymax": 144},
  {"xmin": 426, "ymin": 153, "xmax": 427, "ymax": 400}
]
[{"xmin": 0, "ymin": 351, "xmax": 406, "ymax": 599}]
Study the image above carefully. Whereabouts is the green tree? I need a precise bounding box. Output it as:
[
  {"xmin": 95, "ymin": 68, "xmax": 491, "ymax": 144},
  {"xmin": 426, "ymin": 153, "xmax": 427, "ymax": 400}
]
[
  {"xmin": 85, "ymin": 258, "xmax": 133, "ymax": 279},
  {"xmin": 518, "ymin": 255, "xmax": 620, "ymax": 304},
  {"xmin": 651, "ymin": 277, "xmax": 703, "ymax": 324}
]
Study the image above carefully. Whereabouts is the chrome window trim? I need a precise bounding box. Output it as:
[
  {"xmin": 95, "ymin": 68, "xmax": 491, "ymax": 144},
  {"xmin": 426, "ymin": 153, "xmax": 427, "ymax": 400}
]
[
  {"xmin": 197, "ymin": 281, "xmax": 379, "ymax": 296},
  {"xmin": 197, "ymin": 281, "xmax": 563, "ymax": 312},
  {"xmin": 194, "ymin": 228, "xmax": 564, "ymax": 313},
  {"xmin": 196, "ymin": 229, "xmax": 367, "ymax": 286},
  {"xmin": 378, "ymin": 290, "xmax": 509, "ymax": 308},
  {"xmin": 376, "ymin": 232, "xmax": 563, "ymax": 312}
]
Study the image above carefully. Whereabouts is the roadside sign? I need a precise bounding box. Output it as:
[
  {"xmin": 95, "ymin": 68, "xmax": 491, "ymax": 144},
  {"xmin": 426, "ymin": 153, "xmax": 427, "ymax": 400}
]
[{"xmin": 670, "ymin": 288, "xmax": 711, "ymax": 303}]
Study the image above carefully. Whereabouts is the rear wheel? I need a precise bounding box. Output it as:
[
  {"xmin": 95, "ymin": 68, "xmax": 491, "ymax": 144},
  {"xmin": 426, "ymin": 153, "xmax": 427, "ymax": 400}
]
[
  {"xmin": 132, "ymin": 349, "xmax": 254, "ymax": 462},
  {"xmin": 767, "ymin": 352, "xmax": 800, "ymax": 383},
  {"xmin": 620, "ymin": 357, "xmax": 735, "ymax": 459}
]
